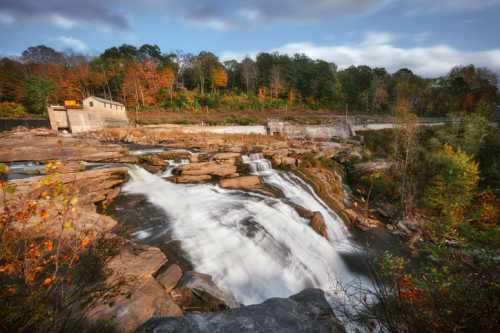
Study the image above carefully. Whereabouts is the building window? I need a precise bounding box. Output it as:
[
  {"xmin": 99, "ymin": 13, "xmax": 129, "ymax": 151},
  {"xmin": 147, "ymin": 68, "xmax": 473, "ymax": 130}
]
[{"xmin": 89, "ymin": 101, "xmax": 93, "ymax": 107}]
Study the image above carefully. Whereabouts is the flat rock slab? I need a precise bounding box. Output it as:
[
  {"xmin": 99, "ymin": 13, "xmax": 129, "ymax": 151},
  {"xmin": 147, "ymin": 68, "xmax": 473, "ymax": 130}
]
[
  {"xmin": 86, "ymin": 243, "xmax": 183, "ymax": 333},
  {"xmin": 0, "ymin": 131, "xmax": 136, "ymax": 163}
]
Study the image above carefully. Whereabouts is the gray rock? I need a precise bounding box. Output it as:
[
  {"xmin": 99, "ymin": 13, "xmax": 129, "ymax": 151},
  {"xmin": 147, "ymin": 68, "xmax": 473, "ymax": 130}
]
[{"xmin": 135, "ymin": 289, "xmax": 345, "ymax": 333}]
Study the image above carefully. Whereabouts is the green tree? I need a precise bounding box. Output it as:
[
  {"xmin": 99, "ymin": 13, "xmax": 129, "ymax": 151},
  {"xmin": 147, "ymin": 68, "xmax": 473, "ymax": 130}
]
[
  {"xmin": 424, "ymin": 144, "xmax": 479, "ymax": 232},
  {"xmin": 24, "ymin": 76, "xmax": 55, "ymax": 115}
]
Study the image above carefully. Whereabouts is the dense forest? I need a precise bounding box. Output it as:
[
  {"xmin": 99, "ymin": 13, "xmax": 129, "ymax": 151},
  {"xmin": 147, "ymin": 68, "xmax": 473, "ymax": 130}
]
[{"xmin": 0, "ymin": 44, "xmax": 498, "ymax": 118}]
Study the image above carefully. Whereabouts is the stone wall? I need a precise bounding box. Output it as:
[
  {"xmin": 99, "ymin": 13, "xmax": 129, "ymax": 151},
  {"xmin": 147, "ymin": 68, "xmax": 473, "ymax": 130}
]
[{"xmin": 268, "ymin": 121, "xmax": 350, "ymax": 139}]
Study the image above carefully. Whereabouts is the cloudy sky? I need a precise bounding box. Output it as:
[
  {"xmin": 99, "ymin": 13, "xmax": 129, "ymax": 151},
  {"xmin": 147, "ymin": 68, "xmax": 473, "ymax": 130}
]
[{"xmin": 1, "ymin": 0, "xmax": 499, "ymax": 77}]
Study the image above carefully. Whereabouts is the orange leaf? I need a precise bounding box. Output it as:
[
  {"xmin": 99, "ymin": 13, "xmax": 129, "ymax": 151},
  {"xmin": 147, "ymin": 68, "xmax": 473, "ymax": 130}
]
[
  {"xmin": 80, "ymin": 238, "xmax": 91, "ymax": 247},
  {"xmin": 39, "ymin": 209, "xmax": 49, "ymax": 220},
  {"xmin": 45, "ymin": 240, "xmax": 54, "ymax": 251},
  {"xmin": 42, "ymin": 277, "xmax": 53, "ymax": 286}
]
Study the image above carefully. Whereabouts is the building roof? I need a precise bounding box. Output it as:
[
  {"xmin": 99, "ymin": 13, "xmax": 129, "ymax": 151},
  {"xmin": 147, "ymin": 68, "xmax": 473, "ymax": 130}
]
[{"xmin": 85, "ymin": 96, "xmax": 125, "ymax": 107}]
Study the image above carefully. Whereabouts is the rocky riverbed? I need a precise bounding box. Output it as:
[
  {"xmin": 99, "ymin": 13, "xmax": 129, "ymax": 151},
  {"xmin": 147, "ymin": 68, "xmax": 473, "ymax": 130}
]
[{"xmin": 0, "ymin": 126, "xmax": 403, "ymax": 332}]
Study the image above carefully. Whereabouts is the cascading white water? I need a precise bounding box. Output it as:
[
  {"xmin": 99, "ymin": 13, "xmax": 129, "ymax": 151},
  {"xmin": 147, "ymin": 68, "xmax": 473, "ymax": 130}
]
[
  {"xmin": 124, "ymin": 156, "xmax": 365, "ymax": 307},
  {"xmin": 161, "ymin": 159, "xmax": 190, "ymax": 177},
  {"xmin": 241, "ymin": 153, "xmax": 272, "ymax": 173},
  {"xmin": 243, "ymin": 153, "xmax": 350, "ymax": 245}
]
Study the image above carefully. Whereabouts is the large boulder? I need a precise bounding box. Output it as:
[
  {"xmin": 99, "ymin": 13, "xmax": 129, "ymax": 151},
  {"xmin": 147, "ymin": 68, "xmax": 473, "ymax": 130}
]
[
  {"xmin": 156, "ymin": 264, "xmax": 183, "ymax": 292},
  {"xmin": 174, "ymin": 271, "xmax": 240, "ymax": 310},
  {"xmin": 86, "ymin": 243, "xmax": 183, "ymax": 333},
  {"xmin": 175, "ymin": 162, "xmax": 237, "ymax": 178},
  {"xmin": 218, "ymin": 176, "xmax": 261, "ymax": 189},
  {"xmin": 137, "ymin": 289, "xmax": 346, "ymax": 333}
]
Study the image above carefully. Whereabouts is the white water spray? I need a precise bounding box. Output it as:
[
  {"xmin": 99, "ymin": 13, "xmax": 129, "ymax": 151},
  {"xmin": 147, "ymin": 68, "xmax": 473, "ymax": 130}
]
[{"xmin": 124, "ymin": 156, "xmax": 365, "ymax": 306}]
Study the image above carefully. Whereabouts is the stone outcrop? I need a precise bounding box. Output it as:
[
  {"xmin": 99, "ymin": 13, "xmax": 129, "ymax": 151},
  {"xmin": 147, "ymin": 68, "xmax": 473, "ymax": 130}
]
[
  {"xmin": 137, "ymin": 289, "xmax": 346, "ymax": 333},
  {"xmin": 174, "ymin": 161, "xmax": 237, "ymax": 178},
  {"xmin": 1, "ymin": 167, "xmax": 128, "ymax": 239},
  {"xmin": 0, "ymin": 129, "xmax": 136, "ymax": 163},
  {"xmin": 140, "ymin": 154, "xmax": 168, "ymax": 173},
  {"xmin": 1, "ymin": 167, "xmax": 129, "ymax": 207},
  {"xmin": 86, "ymin": 243, "xmax": 183, "ymax": 333}
]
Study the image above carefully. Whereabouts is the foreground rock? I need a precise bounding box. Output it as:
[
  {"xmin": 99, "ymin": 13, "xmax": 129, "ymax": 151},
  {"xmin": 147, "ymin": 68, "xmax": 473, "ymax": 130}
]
[
  {"xmin": 173, "ymin": 271, "xmax": 240, "ymax": 311},
  {"xmin": 1, "ymin": 167, "xmax": 128, "ymax": 238},
  {"xmin": 1, "ymin": 167, "xmax": 129, "ymax": 207},
  {"xmin": 137, "ymin": 289, "xmax": 346, "ymax": 333},
  {"xmin": 0, "ymin": 129, "xmax": 136, "ymax": 163},
  {"xmin": 86, "ymin": 242, "xmax": 183, "ymax": 333}
]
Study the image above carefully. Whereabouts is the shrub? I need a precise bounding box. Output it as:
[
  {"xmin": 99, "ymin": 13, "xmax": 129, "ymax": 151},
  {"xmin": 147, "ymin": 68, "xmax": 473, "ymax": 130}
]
[{"xmin": 0, "ymin": 102, "xmax": 27, "ymax": 118}]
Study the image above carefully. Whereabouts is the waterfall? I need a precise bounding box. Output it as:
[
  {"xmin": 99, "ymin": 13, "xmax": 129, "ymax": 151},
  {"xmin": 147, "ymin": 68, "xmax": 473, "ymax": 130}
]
[
  {"xmin": 161, "ymin": 159, "xmax": 190, "ymax": 177},
  {"xmin": 124, "ymin": 163, "xmax": 366, "ymax": 308},
  {"xmin": 241, "ymin": 153, "xmax": 272, "ymax": 173}
]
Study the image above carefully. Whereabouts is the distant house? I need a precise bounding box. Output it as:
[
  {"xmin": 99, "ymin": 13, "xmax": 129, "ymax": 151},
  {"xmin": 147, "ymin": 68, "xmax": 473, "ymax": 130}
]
[
  {"xmin": 48, "ymin": 96, "xmax": 129, "ymax": 133},
  {"xmin": 83, "ymin": 96, "xmax": 126, "ymax": 112}
]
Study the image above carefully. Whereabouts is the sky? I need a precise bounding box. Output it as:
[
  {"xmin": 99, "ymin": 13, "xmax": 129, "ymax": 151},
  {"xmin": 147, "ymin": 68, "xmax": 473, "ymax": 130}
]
[{"xmin": 0, "ymin": 0, "xmax": 500, "ymax": 77}]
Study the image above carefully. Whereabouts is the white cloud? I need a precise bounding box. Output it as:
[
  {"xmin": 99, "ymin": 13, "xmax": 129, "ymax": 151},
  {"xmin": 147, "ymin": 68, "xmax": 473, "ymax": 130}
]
[
  {"xmin": 416, "ymin": 0, "xmax": 500, "ymax": 10},
  {"xmin": 362, "ymin": 31, "xmax": 395, "ymax": 45},
  {"xmin": 223, "ymin": 31, "xmax": 500, "ymax": 77},
  {"xmin": 58, "ymin": 36, "xmax": 89, "ymax": 52},
  {"xmin": 0, "ymin": 12, "xmax": 14, "ymax": 24},
  {"xmin": 50, "ymin": 14, "xmax": 78, "ymax": 29}
]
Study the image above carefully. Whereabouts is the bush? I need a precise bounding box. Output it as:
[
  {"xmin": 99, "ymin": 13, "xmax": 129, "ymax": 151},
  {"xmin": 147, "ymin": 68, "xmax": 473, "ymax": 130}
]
[{"xmin": 0, "ymin": 102, "xmax": 27, "ymax": 118}]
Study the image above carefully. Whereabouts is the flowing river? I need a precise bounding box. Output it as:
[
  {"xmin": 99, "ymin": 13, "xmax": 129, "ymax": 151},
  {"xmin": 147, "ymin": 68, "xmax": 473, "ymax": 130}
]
[{"xmin": 121, "ymin": 152, "xmax": 369, "ymax": 308}]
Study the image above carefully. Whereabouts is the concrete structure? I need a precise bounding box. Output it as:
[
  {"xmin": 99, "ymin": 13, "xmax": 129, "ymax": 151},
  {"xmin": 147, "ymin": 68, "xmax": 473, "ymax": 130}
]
[
  {"xmin": 48, "ymin": 96, "xmax": 129, "ymax": 133},
  {"xmin": 267, "ymin": 119, "xmax": 351, "ymax": 139}
]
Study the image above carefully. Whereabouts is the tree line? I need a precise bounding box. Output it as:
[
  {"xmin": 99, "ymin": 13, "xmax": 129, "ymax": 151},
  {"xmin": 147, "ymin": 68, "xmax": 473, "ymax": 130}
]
[{"xmin": 0, "ymin": 44, "xmax": 498, "ymax": 117}]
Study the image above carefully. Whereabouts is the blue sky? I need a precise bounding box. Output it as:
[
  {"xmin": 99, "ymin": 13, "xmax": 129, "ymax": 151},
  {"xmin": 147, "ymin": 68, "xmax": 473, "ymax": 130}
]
[{"xmin": 1, "ymin": 0, "xmax": 499, "ymax": 77}]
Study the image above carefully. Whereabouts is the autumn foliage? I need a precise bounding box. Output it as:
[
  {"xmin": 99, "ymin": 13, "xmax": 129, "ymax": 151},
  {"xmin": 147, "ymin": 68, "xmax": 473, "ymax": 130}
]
[{"xmin": 0, "ymin": 162, "xmax": 117, "ymax": 332}]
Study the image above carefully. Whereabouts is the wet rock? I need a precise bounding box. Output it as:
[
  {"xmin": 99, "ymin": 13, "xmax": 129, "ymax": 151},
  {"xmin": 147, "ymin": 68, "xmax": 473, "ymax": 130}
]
[
  {"xmin": 156, "ymin": 264, "xmax": 183, "ymax": 292},
  {"xmin": 137, "ymin": 289, "xmax": 346, "ymax": 333},
  {"xmin": 140, "ymin": 155, "xmax": 168, "ymax": 173},
  {"xmin": 158, "ymin": 150, "xmax": 192, "ymax": 160},
  {"xmin": 310, "ymin": 211, "xmax": 328, "ymax": 240},
  {"xmin": 218, "ymin": 176, "xmax": 261, "ymax": 190},
  {"xmin": 174, "ymin": 175, "xmax": 212, "ymax": 183},
  {"xmin": 175, "ymin": 162, "xmax": 237, "ymax": 178},
  {"xmin": 212, "ymin": 152, "xmax": 241, "ymax": 163},
  {"xmin": 86, "ymin": 243, "xmax": 183, "ymax": 333},
  {"xmin": 175, "ymin": 272, "xmax": 239, "ymax": 309}
]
